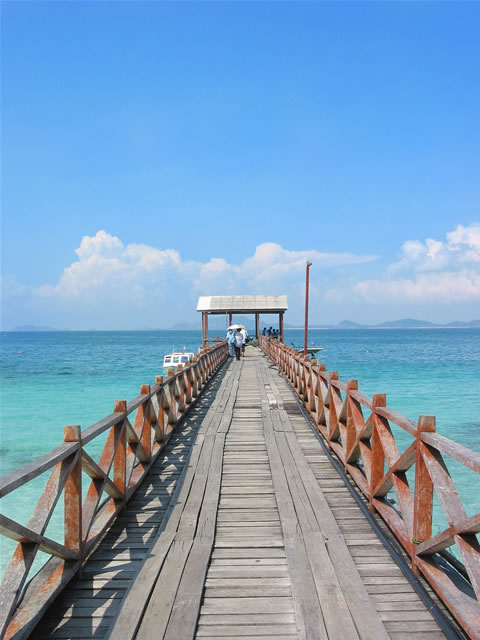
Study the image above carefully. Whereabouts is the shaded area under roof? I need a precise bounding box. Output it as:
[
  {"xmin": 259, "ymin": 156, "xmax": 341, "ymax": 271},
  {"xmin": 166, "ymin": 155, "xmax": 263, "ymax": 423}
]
[{"xmin": 197, "ymin": 295, "xmax": 288, "ymax": 314}]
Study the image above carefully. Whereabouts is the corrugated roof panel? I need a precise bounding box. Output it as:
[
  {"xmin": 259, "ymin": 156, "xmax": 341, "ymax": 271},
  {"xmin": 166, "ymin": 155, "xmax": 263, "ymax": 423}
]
[{"xmin": 196, "ymin": 295, "xmax": 288, "ymax": 313}]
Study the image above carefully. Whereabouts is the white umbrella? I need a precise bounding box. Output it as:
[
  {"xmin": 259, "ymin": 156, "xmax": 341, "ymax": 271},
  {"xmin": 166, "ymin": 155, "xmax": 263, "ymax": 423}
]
[{"xmin": 227, "ymin": 324, "xmax": 246, "ymax": 331}]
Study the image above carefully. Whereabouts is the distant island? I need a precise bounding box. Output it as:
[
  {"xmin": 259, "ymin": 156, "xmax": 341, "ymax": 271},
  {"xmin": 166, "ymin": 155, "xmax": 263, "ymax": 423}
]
[
  {"xmin": 301, "ymin": 318, "xmax": 480, "ymax": 330},
  {"xmin": 171, "ymin": 318, "xmax": 480, "ymax": 331},
  {"xmin": 8, "ymin": 319, "xmax": 480, "ymax": 332},
  {"xmin": 12, "ymin": 325, "xmax": 71, "ymax": 332}
]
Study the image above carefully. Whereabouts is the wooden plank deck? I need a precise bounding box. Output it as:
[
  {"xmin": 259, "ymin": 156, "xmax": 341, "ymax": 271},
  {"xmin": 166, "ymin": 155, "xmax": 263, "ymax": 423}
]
[{"xmin": 31, "ymin": 349, "xmax": 464, "ymax": 640}]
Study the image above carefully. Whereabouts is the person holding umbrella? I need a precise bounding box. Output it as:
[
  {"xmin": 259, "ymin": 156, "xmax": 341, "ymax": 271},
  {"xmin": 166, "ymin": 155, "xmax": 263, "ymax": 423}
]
[
  {"xmin": 226, "ymin": 328, "xmax": 236, "ymax": 357},
  {"xmin": 233, "ymin": 328, "xmax": 244, "ymax": 361}
]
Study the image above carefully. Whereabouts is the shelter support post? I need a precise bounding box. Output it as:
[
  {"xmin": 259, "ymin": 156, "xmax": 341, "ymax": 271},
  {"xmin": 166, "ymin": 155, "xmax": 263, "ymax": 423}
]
[
  {"xmin": 229, "ymin": 313, "xmax": 233, "ymax": 325},
  {"xmin": 279, "ymin": 312, "xmax": 284, "ymax": 343},
  {"xmin": 202, "ymin": 312, "xmax": 209, "ymax": 348},
  {"xmin": 255, "ymin": 313, "xmax": 259, "ymax": 339}
]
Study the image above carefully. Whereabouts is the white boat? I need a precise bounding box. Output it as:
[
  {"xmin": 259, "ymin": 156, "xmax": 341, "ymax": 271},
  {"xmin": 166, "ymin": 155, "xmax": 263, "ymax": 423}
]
[
  {"xmin": 163, "ymin": 352, "xmax": 195, "ymax": 369},
  {"xmin": 291, "ymin": 344, "xmax": 323, "ymax": 356}
]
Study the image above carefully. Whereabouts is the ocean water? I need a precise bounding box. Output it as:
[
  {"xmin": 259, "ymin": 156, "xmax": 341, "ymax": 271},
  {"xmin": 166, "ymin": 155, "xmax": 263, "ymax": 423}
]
[{"xmin": 1, "ymin": 328, "xmax": 479, "ymax": 577}]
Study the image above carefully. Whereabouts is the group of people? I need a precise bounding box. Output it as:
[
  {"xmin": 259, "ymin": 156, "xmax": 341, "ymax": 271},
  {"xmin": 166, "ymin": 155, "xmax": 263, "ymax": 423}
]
[
  {"xmin": 262, "ymin": 326, "xmax": 280, "ymax": 338},
  {"xmin": 226, "ymin": 325, "xmax": 280, "ymax": 360},
  {"xmin": 226, "ymin": 327, "xmax": 248, "ymax": 360}
]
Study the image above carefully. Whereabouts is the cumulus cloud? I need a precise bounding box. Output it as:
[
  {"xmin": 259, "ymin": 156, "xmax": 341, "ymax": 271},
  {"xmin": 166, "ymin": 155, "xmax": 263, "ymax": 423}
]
[
  {"xmin": 32, "ymin": 232, "xmax": 376, "ymax": 304},
  {"xmin": 353, "ymin": 270, "xmax": 480, "ymax": 303},
  {"xmin": 35, "ymin": 231, "xmax": 181, "ymax": 302},
  {"xmin": 447, "ymin": 223, "xmax": 480, "ymax": 263},
  {"xmin": 243, "ymin": 243, "xmax": 376, "ymax": 279},
  {"xmin": 388, "ymin": 223, "xmax": 480, "ymax": 273},
  {"xmin": 333, "ymin": 223, "xmax": 480, "ymax": 303},
  {"xmin": 7, "ymin": 224, "xmax": 476, "ymax": 329},
  {"xmin": 75, "ymin": 230, "xmax": 124, "ymax": 260}
]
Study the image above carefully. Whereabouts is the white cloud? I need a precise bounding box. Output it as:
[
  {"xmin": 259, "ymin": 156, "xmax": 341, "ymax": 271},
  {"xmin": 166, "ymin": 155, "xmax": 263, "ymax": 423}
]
[
  {"xmin": 5, "ymin": 225, "xmax": 478, "ymax": 329},
  {"xmin": 389, "ymin": 223, "xmax": 480, "ymax": 273},
  {"xmin": 243, "ymin": 243, "xmax": 376, "ymax": 279},
  {"xmin": 32, "ymin": 233, "xmax": 375, "ymax": 305},
  {"xmin": 75, "ymin": 230, "xmax": 124, "ymax": 260},
  {"xmin": 353, "ymin": 269, "xmax": 480, "ymax": 302},
  {"xmin": 447, "ymin": 223, "xmax": 480, "ymax": 263},
  {"xmin": 333, "ymin": 223, "xmax": 480, "ymax": 304},
  {"xmin": 35, "ymin": 231, "xmax": 181, "ymax": 301},
  {"xmin": 123, "ymin": 244, "xmax": 181, "ymax": 270}
]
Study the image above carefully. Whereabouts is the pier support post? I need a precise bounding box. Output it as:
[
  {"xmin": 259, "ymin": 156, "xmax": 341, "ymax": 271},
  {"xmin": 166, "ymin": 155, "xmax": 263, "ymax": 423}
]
[{"xmin": 255, "ymin": 313, "xmax": 259, "ymax": 339}]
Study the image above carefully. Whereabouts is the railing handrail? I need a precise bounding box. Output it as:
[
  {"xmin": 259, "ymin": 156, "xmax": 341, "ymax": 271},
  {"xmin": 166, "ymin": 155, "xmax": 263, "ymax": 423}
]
[
  {"xmin": 0, "ymin": 341, "xmax": 228, "ymax": 640},
  {"xmin": 260, "ymin": 336, "xmax": 480, "ymax": 640}
]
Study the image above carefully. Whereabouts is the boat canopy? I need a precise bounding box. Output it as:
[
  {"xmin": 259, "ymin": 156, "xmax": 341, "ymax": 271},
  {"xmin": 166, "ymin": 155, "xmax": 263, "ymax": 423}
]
[{"xmin": 163, "ymin": 352, "xmax": 195, "ymax": 368}]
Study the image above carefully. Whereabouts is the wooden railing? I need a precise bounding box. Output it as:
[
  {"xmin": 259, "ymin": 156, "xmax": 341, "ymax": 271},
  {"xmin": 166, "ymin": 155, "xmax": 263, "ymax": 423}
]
[
  {"xmin": 0, "ymin": 342, "xmax": 228, "ymax": 640},
  {"xmin": 261, "ymin": 337, "xmax": 480, "ymax": 640}
]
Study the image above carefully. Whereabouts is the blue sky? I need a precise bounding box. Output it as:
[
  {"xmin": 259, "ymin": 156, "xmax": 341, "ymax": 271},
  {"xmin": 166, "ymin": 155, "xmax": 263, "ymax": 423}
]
[{"xmin": 2, "ymin": 1, "xmax": 479, "ymax": 329}]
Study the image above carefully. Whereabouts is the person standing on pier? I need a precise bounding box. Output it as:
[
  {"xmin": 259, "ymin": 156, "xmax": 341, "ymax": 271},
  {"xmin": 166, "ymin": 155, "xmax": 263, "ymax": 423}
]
[
  {"xmin": 240, "ymin": 327, "xmax": 248, "ymax": 357},
  {"xmin": 233, "ymin": 328, "xmax": 243, "ymax": 360},
  {"xmin": 227, "ymin": 328, "xmax": 236, "ymax": 357}
]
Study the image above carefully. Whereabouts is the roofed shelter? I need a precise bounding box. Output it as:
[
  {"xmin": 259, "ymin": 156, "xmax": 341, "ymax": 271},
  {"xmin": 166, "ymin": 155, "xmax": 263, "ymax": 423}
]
[{"xmin": 197, "ymin": 295, "xmax": 288, "ymax": 346}]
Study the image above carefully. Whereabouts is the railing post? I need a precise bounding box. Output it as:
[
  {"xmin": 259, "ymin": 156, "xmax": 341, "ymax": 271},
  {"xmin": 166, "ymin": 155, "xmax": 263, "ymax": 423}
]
[
  {"xmin": 369, "ymin": 393, "xmax": 387, "ymax": 513},
  {"xmin": 155, "ymin": 377, "xmax": 166, "ymax": 440},
  {"xmin": 113, "ymin": 400, "xmax": 127, "ymax": 508},
  {"xmin": 190, "ymin": 359, "xmax": 199, "ymax": 398},
  {"xmin": 345, "ymin": 380, "xmax": 358, "ymax": 469},
  {"xmin": 184, "ymin": 362, "xmax": 193, "ymax": 405},
  {"xmin": 412, "ymin": 415, "xmax": 436, "ymax": 574},
  {"xmin": 176, "ymin": 366, "xmax": 186, "ymax": 414},
  {"xmin": 326, "ymin": 371, "xmax": 339, "ymax": 445},
  {"xmin": 166, "ymin": 372, "xmax": 177, "ymax": 426},
  {"xmin": 64, "ymin": 425, "xmax": 82, "ymax": 561},
  {"xmin": 305, "ymin": 360, "xmax": 318, "ymax": 415},
  {"xmin": 139, "ymin": 385, "xmax": 152, "ymax": 461}
]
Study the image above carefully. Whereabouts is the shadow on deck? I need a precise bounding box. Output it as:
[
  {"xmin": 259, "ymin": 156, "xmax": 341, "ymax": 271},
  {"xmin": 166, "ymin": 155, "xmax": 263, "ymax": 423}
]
[{"xmin": 31, "ymin": 351, "xmax": 466, "ymax": 640}]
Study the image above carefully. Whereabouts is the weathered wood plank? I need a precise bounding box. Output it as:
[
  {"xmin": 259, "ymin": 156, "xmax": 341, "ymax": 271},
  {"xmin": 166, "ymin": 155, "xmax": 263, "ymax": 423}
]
[
  {"xmin": 267, "ymin": 416, "xmax": 358, "ymax": 639},
  {"xmin": 30, "ymin": 350, "xmax": 457, "ymax": 640},
  {"xmin": 196, "ymin": 624, "xmax": 298, "ymax": 636},
  {"xmin": 164, "ymin": 433, "xmax": 227, "ymax": 639},
  {"xmin": 260, "ymin": 366, "xmax": 327, "ymax": 640}
]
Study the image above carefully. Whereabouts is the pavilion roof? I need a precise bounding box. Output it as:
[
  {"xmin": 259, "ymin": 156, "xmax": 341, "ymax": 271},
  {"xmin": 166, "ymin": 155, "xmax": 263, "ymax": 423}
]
[{"xmin": 197, "ymin": 295, "xmax": 288, "ymax": 315}]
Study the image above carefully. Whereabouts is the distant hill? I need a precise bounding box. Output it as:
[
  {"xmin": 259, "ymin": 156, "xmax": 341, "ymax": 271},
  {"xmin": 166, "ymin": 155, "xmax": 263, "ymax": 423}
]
[
  {"xmin": 375, "ymin": 318, "xmax": 437, "ymax": 328},
  {"xmin": 281, "ymin": 319, "xmax": 480, "ymax": 330},
  {"xmin": 447, "ymin": 320, "xmax": 480, "ymax": 328},
  {"xmin": 12, "ymin": 325, "xmax": 70, "ymax": 331},
  {"xmin": 8, "ymin": 319, "xmax": 480, "ymax": 332},
  {"xmin": 336, "ymin": 320, "xmax": 365, "ymax": 329}
]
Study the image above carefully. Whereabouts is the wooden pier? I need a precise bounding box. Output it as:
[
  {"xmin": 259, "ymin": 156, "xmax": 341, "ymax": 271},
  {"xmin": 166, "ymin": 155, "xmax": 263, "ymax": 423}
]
[{"xmin": 1, "ymin": 343, "xmax": 479, "ymax": 640}]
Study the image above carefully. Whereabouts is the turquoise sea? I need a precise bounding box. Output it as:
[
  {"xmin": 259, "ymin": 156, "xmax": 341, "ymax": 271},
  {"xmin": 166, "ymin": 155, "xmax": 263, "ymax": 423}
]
[{"xmin": 1, "ymin": 329, "xmax": 479, "ymax": 577}]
